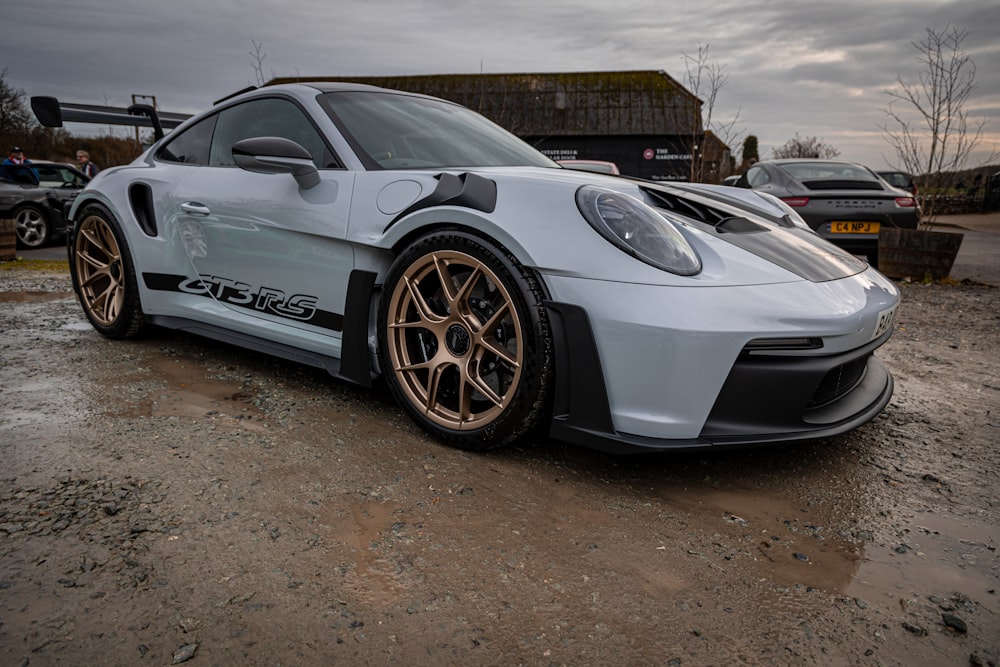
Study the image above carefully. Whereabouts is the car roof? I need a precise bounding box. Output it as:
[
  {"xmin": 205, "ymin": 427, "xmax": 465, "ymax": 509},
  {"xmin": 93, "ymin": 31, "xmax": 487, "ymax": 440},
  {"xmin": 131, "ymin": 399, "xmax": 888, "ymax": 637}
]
[{"xmin": 758, "ymin": 158, "xmax": 867, "ymax": 168}]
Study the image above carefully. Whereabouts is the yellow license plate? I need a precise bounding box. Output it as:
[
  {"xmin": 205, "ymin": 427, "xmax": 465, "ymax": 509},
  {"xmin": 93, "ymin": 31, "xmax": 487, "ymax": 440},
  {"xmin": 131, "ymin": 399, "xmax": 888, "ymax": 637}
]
[{"xmin": 830, "ymin": 221, "xmax": 880, "ymax": 234}]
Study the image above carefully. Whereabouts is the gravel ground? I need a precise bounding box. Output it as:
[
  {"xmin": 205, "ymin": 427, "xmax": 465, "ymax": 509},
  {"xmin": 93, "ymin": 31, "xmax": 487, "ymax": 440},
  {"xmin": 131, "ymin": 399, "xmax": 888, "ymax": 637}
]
[{"xmin": 1, "ymin": 263, "xmax": 997, "ymax": 666}]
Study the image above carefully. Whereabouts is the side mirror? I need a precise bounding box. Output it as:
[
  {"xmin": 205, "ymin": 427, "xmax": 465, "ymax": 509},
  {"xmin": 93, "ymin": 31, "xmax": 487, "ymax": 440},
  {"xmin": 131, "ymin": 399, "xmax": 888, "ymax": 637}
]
[{"xmin": 231, "ymin": 136, "xmax": 321, "ymax": 190}]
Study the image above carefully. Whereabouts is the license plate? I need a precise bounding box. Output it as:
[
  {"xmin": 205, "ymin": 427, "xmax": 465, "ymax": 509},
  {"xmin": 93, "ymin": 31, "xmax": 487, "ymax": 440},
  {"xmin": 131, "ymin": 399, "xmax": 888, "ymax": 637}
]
[
  {"xmin": 871, "ymin": 304, "xmax": 897, "ymax": 340},
  {"xmin": 831, "ymin": 221, "xmax": 880, "ymax": 234}
]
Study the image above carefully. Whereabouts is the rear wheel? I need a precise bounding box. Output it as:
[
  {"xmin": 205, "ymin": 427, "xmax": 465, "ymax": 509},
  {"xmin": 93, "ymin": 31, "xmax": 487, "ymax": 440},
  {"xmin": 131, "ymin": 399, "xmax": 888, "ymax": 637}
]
[
  {"xmin": 71, "ymin": 204, "xmax": 145, "ymax": 339},
  {"xmin": 378, "ymin": 230, "xmax": 552, "ymax": 450},
  {"xmin": 14, "ymin": 205, "xmax": 50, "ymax": 249}
]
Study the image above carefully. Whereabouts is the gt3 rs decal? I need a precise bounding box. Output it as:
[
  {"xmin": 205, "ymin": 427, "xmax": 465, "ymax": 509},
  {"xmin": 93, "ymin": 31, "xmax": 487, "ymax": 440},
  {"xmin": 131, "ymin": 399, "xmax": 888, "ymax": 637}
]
[{"xmin": 143, "ymin": 273, "xmax": 343, "ymax": 331}]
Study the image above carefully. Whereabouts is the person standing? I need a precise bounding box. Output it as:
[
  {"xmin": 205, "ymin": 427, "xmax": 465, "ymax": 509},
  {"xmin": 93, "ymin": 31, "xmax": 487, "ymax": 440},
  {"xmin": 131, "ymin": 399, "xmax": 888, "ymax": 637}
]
[
  {"xmin": 3, "ymin": 146, "xmax": 31, "ymax": 165},
  {"xmin": 76, "ymin": 150, "xmax": 100, "ymax": 177}
]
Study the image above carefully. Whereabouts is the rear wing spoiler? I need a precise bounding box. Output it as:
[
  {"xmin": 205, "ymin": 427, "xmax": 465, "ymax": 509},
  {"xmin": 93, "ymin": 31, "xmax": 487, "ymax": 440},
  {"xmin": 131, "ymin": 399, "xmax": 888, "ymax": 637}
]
[{"xmin": 30, "ymin": 97, "xmax": 193, "ymax": 141}]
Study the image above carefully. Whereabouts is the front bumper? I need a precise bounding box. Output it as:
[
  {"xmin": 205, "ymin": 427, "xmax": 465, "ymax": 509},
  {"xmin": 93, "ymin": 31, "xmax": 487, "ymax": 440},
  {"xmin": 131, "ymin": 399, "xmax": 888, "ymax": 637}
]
[
  {"xmin": 540, "ymin": 270, "xmax": 898, "ymax": 454},
  {"xmin": 544, "ymin": 302, "xmax": 892, "ymax": 453},
  {"xmin": 545, "ymin": 302, "xmax": 893, "ymax": 454}
]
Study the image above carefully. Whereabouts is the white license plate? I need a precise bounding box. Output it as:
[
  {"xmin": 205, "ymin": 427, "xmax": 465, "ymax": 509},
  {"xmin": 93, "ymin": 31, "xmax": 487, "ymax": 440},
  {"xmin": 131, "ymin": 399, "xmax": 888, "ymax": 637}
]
[{"xmin": 871, "ymin": 305, "xmax": 897, "ymax": 340}]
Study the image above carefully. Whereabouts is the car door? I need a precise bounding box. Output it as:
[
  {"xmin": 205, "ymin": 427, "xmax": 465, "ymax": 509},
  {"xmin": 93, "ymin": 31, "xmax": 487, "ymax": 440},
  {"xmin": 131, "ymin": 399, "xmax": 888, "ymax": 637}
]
[{"xmin": 165, "ymin": 96, "xmax": 357, "ymax": 341}]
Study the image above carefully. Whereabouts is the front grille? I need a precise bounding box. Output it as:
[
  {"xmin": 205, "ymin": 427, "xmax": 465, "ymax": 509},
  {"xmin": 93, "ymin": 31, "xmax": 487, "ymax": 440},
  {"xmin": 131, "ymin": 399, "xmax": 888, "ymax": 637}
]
[{"xmin": 808, "ymin": 356, "xmax": 868, "ymax": 408}]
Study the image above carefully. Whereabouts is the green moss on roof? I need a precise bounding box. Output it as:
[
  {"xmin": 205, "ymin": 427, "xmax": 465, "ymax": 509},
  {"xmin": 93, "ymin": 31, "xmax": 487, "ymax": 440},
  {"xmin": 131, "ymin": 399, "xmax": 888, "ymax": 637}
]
[{"xmin": 267, "ymin": 70, "xmax": 702, "ymax": 136}]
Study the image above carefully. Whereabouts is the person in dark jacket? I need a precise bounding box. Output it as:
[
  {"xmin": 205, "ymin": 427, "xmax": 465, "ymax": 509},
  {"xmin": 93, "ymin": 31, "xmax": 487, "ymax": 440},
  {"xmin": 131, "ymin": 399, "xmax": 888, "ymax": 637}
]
[
  {"xmin": 76, "ymin": 150, "xmax": 100, "ymax": 177},
  {"xmin": 3, "ymin": 146, "xmax": 31, "ymax": 166}
]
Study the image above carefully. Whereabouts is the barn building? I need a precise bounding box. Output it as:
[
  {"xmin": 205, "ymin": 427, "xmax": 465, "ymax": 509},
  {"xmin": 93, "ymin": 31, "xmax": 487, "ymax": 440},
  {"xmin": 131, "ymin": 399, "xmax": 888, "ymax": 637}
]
[{"xmin": 269, "ymin": 71, "xmax": 733, "ymax": 182}]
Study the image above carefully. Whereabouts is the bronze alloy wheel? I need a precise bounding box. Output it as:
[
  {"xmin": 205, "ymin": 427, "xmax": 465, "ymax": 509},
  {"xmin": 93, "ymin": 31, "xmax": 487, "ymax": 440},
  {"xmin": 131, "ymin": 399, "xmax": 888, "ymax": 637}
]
[
  {"xmin": 75, "ymin": 213, "xmax": 126, "ymax": 327},
  {"xmin": 385, "ymin": 249, "xmax": 525, "ymax": 432}
]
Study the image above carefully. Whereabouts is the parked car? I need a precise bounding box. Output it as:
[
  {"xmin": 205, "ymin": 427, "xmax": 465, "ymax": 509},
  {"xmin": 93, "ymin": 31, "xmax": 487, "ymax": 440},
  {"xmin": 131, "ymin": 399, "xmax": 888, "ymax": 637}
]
[
  {"xmin": 877, "ymin": 170, "xmax": 917, "ymax": 195},
  {"xmin": 735, "ymin": 159, "xmax": 919, "ymax": 265},
  {"xmin": 722, "ymin": 175, "xmax": 741, "ymax": 187},
  {"xmin": 35, "ymin": 83, "xmax": 899, "ymax": 453},
  {"xmin": 0, "ymin": 160, "xmax": 90, "ymax": 248},
  {"xmin": 557, "ymin": 159, "xmax": 621, "ymax": 175}
]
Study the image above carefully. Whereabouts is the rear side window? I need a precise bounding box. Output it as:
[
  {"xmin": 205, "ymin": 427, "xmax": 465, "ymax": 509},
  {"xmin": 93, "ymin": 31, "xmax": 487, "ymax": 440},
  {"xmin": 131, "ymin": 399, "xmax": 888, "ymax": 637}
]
[
  {"xmin": 157, "ymin": 116, "xmax": 217, "ymax": 165},
  {"xmin": 746, "ymin": 166, "xmax": 770, "ymax": 187}
]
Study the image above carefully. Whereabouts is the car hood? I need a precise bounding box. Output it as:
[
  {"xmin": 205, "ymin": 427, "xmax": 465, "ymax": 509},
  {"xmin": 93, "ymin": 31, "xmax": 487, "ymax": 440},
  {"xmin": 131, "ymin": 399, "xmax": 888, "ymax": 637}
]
[
  {"xmin": 638, "ymin": 180, "xmax": 870, "ymax": 282},
  {"xmin": 456, "ymin": 167, "xmax": 869, "ymax": 283}
]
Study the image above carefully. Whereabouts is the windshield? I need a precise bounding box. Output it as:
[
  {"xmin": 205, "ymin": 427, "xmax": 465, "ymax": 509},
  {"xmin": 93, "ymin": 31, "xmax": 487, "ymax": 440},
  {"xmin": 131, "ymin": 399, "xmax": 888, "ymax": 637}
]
[
  {"xmin": 778, "ymin": 162, "xmax": 880, "ymax": 183},
  {"xmin": 318, "ymin": 91, "xmax": 557, "ymax": 170}
]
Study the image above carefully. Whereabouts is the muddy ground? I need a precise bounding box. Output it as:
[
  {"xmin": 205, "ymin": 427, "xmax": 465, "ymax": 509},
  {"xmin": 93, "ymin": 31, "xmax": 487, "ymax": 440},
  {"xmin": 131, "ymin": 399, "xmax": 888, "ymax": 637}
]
[{"xmin": 0, "ymin": 262, "xmax": 997, "ymax": 666}]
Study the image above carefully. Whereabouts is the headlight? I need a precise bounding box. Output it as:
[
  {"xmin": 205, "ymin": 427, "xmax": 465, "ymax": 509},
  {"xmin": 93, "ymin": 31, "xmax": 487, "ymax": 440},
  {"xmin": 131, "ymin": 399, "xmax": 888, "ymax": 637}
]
[{"xmin": 576, "ymin": 186, "xmax": 701, "ymax": 275}]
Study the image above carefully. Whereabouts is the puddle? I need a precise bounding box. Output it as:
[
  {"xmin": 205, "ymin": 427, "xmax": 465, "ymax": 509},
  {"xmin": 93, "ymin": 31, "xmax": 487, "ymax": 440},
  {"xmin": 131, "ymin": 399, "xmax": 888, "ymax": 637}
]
[
  {"xmin": 0, "ymin": 290, "xmax": 74, "ymax": 303},
  {"xmin": 322, "ymin": 498, "xmax": 410, "ymax": 606},
  {"xmin": 111, "ymin": 356, "xmax": 268, "ymax": 431},
  {"xmin": 658, "ymin": 482, "xmax": 997, "ymax": 616},
  {"xmin": 847, "ymin": 507, "xmax": 999, "ymax": 614},
  {"xmin": 662, "ymin": 487, "xmax": 863, "ymax": 593},
  {"xmin": 62, "ymin": 320, "xmax": 94, "ymax": 331}
]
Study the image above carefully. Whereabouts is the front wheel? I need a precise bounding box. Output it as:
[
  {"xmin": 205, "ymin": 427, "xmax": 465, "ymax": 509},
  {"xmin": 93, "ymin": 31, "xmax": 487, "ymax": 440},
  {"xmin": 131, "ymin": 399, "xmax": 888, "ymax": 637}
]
[
  {"xmin": 70, "ymin": 204, "xmax": 146, "ymax": 339},
  {"xmin": 14, "ymin": 205, "xmax": 50, "ymax": 249},
  {"xmin": 378, "ymin": 230, "xmax": 552, "ymax": 450}
]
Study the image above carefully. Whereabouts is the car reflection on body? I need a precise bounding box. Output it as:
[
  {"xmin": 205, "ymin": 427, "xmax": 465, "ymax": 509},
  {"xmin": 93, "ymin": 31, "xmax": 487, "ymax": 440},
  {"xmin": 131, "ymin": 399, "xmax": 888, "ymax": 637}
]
[
  {"xmin": 33, "ymin": 83, "xmax": 899, "ymax": 453},
  {"xmin": 735, "ymin": 159, "xmax": 919, "ymax": 267}
]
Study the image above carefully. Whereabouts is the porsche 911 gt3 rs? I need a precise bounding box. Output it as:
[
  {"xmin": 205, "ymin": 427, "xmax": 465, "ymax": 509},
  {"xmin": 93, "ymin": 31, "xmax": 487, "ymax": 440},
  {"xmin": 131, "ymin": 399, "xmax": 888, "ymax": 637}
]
[{"xmin": 33, "ymin": 82, "xmax": 899, "ymax": 453}]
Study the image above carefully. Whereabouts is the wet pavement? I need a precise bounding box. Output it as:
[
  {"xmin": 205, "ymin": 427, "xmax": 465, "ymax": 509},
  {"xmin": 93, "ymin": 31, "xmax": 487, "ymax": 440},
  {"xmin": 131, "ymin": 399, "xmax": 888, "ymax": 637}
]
[{"xmin": 1, "ymin": 238, "xmax": 998, "ymax": 665}]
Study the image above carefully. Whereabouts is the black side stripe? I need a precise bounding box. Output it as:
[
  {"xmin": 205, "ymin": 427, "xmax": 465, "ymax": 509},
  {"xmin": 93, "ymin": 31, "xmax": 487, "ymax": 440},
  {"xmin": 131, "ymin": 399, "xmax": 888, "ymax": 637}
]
[{"xmin": 142, "ymin": 272, "xmax": 344, "ymax": 332}]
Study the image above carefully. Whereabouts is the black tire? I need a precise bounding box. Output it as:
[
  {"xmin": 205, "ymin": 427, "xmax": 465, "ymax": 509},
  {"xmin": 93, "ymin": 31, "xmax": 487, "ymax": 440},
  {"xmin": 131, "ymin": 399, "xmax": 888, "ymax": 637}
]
[
  {"xmin": 14, "ymin": 205, "xmax": 51, "ymax": 249},
  {"xmin": 70, "ymin": 203, "xmax": 146, "ymax": 339},
  {"xmin": 377, "ymin": 230, "xmax": 552, "ymax": 450}
]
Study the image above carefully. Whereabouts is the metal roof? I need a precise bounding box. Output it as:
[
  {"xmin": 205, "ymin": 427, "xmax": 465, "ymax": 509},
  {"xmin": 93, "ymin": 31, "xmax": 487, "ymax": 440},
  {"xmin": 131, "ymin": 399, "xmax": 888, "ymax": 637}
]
[{"xmin": 268, "ymin": 71, "xmax": 703, "ymax": 136}]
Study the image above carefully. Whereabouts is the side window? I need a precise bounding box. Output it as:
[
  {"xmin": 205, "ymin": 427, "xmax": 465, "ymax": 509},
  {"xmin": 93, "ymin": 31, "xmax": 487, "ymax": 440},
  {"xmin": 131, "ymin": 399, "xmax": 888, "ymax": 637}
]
[
  {"xmin": 208, "ymin": 98, "xmax": 336, "ymax": 168},
  {"xmin": 746, "ymin": 166, "xmax": 770, "ymax": 188},
  {"xmin": 157, "ymin": 115, "xmax": 217, "ymax": 165}
]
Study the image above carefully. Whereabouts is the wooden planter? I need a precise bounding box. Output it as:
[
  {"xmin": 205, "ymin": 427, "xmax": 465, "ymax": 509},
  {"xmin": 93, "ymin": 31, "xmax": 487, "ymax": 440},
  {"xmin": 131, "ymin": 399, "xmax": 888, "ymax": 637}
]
[
  {"xmin": 0, "ymin": 218, "xmax": 15, "ymax": 261},
  {"xmin": 877, "ymin": 228, "xmax": 964, "ymax": 281}
]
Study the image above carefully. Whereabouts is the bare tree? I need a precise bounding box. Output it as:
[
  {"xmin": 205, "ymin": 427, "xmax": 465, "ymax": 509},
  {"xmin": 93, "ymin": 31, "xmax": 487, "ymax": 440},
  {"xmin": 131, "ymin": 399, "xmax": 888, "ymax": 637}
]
[
  {"xmin": 770, "ymin": 133, "xmax": 841, "ymax": 159},
  {"xmin": 249, "ymin": 39, "xmax": 272, "ymax": 87},
  {"xmin": 682, "ymin": 44, "xmax": 742, "ymax": 182},
  {"xmin": 0, "ymin": 67, "xmax": 34, "ymax": 137},
  {"xmin": 880, "ymin": 25, "xmax": 997, "ymax": 225}
]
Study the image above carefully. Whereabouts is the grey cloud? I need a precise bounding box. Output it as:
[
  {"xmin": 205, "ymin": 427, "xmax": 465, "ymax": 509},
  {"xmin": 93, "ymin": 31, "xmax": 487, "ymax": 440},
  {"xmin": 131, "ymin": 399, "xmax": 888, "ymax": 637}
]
[{"xmin": 1, "ymin": 0, "xmax": 997, "ymax": 167}]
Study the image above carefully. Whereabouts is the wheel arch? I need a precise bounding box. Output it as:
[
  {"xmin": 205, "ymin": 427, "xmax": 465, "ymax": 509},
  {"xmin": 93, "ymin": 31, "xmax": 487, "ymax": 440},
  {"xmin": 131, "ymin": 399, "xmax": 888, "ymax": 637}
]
[
  {"xmin": 374, "ymin": 227, "xmax": 556, "ymax": 449},
  {"xmin": 379, "ymin": 207, "xmax": 539, "ymax": 275},
  {"xmin": 66, "ymin": 193, "xmax": 122, "ymax": 249}
]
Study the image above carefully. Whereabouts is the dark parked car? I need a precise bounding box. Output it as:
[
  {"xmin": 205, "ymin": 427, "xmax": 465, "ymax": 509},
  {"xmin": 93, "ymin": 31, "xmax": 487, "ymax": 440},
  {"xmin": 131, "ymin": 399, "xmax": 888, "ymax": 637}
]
[
  {"xmin": 0, "ymin": 160, "xmax": 90, "ymax": 248},
  {"xmin": 735, "ymin": 159, "xmax": 920, "ymax": 266},
  {"xmin": 877, "ymin": 170, "xmax": 917, "ymax": 195}
]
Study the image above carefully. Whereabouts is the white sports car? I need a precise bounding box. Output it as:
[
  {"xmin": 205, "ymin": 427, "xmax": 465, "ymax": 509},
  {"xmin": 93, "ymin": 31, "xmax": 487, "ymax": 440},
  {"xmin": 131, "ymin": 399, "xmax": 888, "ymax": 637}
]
[{"xmin": 33, "ymin": 83, "xmax": 899, "ymax": 452}]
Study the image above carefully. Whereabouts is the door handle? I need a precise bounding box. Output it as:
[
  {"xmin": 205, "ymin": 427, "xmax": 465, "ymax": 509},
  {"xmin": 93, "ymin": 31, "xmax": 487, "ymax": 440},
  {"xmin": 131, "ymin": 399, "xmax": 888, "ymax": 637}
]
[{"xmin": 180, "ymin": 202, "xmax": 211, "ymax": 216}]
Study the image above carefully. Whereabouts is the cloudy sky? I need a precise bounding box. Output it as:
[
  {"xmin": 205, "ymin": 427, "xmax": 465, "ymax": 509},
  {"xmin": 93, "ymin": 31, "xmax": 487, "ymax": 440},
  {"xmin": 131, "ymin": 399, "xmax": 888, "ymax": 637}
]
[{"xmin": 2, "ymin": 0, "xmax": 998, "ymax": 170}]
